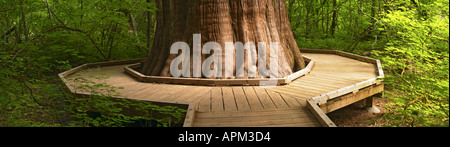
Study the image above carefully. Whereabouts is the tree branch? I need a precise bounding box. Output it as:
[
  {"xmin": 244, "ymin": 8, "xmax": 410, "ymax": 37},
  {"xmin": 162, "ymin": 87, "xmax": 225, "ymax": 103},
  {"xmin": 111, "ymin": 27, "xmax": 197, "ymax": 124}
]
[
  {"xmin": 28, "ymin": 25, "xmax": 108, "ymax": 60},
  {"xmin": 1, "ymin": 26, "xmax": 17, "ymax": 39}
]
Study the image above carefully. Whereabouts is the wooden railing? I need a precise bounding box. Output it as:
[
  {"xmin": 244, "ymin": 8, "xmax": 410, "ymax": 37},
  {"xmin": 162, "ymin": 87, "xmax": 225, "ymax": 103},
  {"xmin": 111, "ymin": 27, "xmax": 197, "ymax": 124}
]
[
  {"xmin": 301, "ymin": 49, "xmax": 384, "ymax": 105},
  {"xmin": 124, "ymin": 56, "xmax": 315, "ymax": 86},
  {"xmin": 301, "ymin": 49, "xmax": 384, "ymax": 127}
]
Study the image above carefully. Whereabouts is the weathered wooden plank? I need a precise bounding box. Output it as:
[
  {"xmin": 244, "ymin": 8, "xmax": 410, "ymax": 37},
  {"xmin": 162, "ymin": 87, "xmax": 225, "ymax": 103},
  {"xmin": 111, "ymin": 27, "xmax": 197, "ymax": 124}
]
[
  {"xmin": 279, "ymin": 93, "xmax": 303, "ymax": 108},
  {"xmin": 193, "ymin": 119, "xmax": 320, "ymax": 127},
  {"xmin": 148, "ymin": 85, "xmax": 193, "ymax": 101},
  {"xmin": 320, "ymin": 84, "xmax": 384, "ymax": 113},
  {"xmin": 253, "ymin": 87, "xmax": 277, "ymax": 110},
  {"xmin": 366, "ymin": 96, "xmax": 375, "ymax": 108},
  {"xmin": 242, "ymin": 86, "xmax": 264, "ymax": 111},
  {"xmin": 119, "ymin": 83, "xmax": 160, "ymax": 97},
  {"xmin": 185, "ymin": 87, "xmax": 213, "ymax": 102},
  {"xmin": 232, "ymin": 87, "xmax": 251, "ymax": 111},
  {"xmin": 140, "ymin": 85, "xmax": 184, "ymax": 101},
  {"xmin": 292, "ymin": 80, "xmax": 341, "ymax": 90},
  {"xmin": 287, "ymin": 82, "xmax": 332, "ymax": 94},
  {"xmin": 306, "ymin": 99, "xmax": 337, "ymax": 127},
  {"xmin": 268, "ymin": 89, "xmax": 314, "ymax": 101},
  {"xmin": 306, "ymin": 74, "xmax": 364, "ymax": 84},
  {"xmin": 210, "ymin": 87, "xmax": 224, "ymax": 112},
  {"xmin": 311, "ymin": 77, "xmax": 380, "ymax": 105},
  {"xmin": 126, "ymin": 84, "xmax": 169, "ymax": 98},
  {"xmin": 222, "ymin": 87, "xmax": 238, "ymax": 111},
  {"xmin": 294, "ymin": 98, "xmax": 308, "ymax": 108},
  {"xmin": 254, "ymin": 122, "xmax": 320, "ymax": 127},
  {"xmin": 87, "ymin": 58, "xmax": 145, "ymax": 68},
  {"xmin": 285, "ymin": 57, "xmax": 315, "ymax": 83},
  {"xmin": 193, "ymin": 108, "xmax": 321, "ymax": 126},
  {"xmin": 196, "ymin": 91, "xmax": 212, "ymax": 112},
  {"xmin": 183, "ymin": 103, "xmax": 197, "ymax": 127},
  {"xmin": 193, "ymin": 110, "xmax": 321, "ymax": 127},
  {"xmin": 195, "ymin": 109, "xmax": 314, "ymax": 118},
  {"xmin": 170, "ymin": 86, "xmax": 211, "ymax": 103},
  {"xmin": 270, "ymin": 86, "xmax": 318, "ymax": 98},
  {"xmin": 301, "ymin": 49, "xmax": 337, "ymax": 54},
  {"xmin": 60, "ymin": 64, "xmax": 88, "ymax": 77},
  {"xmin": 266, "ymin": 90, "xmax": 290, "ymax": 109},
  {"xmin": 376, "ymin": 60, "xmax": 385, "ymax": 78},
  {"xmin": 194, "ymin": 114, "xmax": 316, "ymax": 124},
  {"xmin": 335, "ymin": 51, "xmax": 378, "ymax": 64}
]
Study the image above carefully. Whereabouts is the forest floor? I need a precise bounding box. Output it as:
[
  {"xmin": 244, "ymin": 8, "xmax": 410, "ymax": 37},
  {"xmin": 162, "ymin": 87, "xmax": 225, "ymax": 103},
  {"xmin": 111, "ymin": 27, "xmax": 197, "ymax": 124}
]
[{"xmin": 327, "ymin": 96, "xmax": 390, "ymax": 127}]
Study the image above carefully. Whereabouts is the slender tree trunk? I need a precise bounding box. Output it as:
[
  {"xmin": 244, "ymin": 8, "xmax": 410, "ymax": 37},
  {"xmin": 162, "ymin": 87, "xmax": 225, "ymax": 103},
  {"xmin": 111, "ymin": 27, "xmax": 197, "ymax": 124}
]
[
  {"xmin": 330, "ymin": 0, "xmax": 337, "ymax": 36},
  {"xmin": 19, "ymin": 0, "xmax": 28, "ymax": 42},
  {"xmin": 80, "ymin": 0, "xmax": 83, "ymax": 26},
  {"xmin": 141, "ymin": 0, "xmax": 305, "ymax": 79},
  {"xmin": 321, "ymin": 0, "xmax": 325, "ymax": 35},
  {"xmin": 128, "ymin": 12, "xmax": 140, "ymax": 44},
  {"xmin": 107, "ymin": 23, "xmax": 118, "ymax": 59},
  {"xmin": 287, "ymin": 0, "xmax": 296, "ymax": 24},
  {"xmin": 304, "ymin": 0, "xmax": 311, "ymax": 37},
  {"xmin": 146, "ymin": 0, "xmax": 153, "ymax": 55},
  {"xmin": 326, "ymin": 0, "xmax": 329, "ymax": 34}
]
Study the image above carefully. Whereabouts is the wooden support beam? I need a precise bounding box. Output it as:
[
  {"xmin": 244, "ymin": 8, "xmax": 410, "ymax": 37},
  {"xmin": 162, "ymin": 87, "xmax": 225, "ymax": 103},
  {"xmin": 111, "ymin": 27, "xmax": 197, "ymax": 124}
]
[
  {"xmin": 365, "ymin": 96, "xmax": 375, "ymax": 108},
  {"xmin": 319, "ymin": 84, "xmax": 384, "ymax": 114},
  {"xmin": 183, "ymin": 103, "xmax": 197, "ymax": 127},
  {"xmin": 306, "ymin": 99, "xmax": 337, "ymax": 127}
]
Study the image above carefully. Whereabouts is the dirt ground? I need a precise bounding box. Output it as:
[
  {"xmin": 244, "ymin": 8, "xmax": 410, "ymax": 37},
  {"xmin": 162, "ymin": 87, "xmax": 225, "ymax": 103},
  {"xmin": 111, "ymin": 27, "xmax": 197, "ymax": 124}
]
[{"xmin": 327, "ymin": 96, "xmax": 389, "ymax": 127}]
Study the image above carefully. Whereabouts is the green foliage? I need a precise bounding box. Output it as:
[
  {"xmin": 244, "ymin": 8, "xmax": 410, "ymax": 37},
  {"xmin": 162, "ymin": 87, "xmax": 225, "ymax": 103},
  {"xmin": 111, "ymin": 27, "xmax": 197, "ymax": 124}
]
[
  {"xmin": 65, "ymin": 72, "xmax": 187, "ymax": 127},
  {"xmin": 288, "ymin": 0, "xmax": 389, "ymax": 53},
  {"xmin": 374, "ymin": 0, "xmax": 449, "ymax": 127},
  {"xmin": 0, "ymin": 0, "xmax": 187, "ymax": 127},
  {"xmin": 288, "ymin": 0, "xmax": 448, "ymax": 127}
]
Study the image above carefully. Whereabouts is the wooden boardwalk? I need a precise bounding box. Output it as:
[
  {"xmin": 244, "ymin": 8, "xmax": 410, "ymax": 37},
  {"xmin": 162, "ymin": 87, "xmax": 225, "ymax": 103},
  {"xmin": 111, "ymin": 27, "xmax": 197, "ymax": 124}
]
[{"xmin": 62, "ymin": 51, "xmax": 381, "ymax": 127}]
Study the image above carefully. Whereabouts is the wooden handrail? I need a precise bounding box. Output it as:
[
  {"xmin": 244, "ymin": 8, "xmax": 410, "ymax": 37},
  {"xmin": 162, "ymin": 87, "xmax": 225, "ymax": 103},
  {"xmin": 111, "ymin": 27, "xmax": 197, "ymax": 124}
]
[
  {"xmin": 301, "ymin": 49, "xmax": 384, "ymax": 127},
  {"xmin": 124, "ymin": 56, "xmax": 315, "ymax": 86},
  {"xmin": 303, "ymin": 49, "xmax": 384, "ymax": 105}
]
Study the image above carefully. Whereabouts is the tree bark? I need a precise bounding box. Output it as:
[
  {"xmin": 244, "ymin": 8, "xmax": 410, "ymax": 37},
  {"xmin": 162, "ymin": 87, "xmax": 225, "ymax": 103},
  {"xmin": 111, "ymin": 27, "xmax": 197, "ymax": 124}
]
[
  {"xmin": 330, "ymin": 0, "xmax": 338, "ymax": 36},
  {"xmin": 141, "ymin": 0, "xmax": 305, "ymax": 79},
  {"xmin": 19, "ymin": 0, "xmax": 28, "ymax": 42},
  {"xmin": 146, "ymin": 0, "xmax": 153, "ymax": 55}
]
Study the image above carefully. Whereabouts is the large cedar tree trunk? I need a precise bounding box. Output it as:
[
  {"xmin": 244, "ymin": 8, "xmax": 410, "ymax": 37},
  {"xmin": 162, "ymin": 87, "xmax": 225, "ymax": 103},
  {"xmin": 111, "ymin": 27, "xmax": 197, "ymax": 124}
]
[{"xmin": 141, "ymin": 0, "xmax": 305, "ymax": 79}]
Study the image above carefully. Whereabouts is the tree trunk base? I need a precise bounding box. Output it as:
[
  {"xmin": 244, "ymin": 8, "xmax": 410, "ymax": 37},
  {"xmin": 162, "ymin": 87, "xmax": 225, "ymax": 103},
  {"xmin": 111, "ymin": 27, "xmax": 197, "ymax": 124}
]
[{"xmin": 141, "ymin": 0, "xmax": 305, "ymax": 79}]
